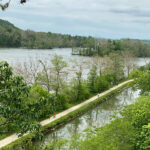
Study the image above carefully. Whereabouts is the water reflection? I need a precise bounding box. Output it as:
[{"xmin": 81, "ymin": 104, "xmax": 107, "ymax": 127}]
[{"xmin": 34, "ymin": 87, "xmax": 140, "ymax": 148}]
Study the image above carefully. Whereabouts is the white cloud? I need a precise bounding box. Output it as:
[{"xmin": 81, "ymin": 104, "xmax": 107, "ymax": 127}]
[{"xmin": 1, "ymin": 0, "xmax": 150, "ymax": 39}]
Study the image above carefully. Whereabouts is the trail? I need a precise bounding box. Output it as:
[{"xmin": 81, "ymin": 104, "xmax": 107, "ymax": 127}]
[{"xmin": 0, "ymin": 80, "xmax": 133, "ymax": 149}]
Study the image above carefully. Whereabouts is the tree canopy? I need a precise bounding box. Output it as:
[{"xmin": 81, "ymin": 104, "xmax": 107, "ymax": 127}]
[{"xmin": 0, "ymin": 61, "xmax": 41, "ymax": 136}]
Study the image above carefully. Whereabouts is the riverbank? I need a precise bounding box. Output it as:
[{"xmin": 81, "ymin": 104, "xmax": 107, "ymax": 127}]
[{"xmin": 0, "ymin": 79, "xmax": 134, "ymax": 150}]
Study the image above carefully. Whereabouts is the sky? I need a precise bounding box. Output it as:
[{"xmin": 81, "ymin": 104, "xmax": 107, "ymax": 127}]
[{"xmin": 1, "ymin": 0, "xmax": 150, "ymax": 39}]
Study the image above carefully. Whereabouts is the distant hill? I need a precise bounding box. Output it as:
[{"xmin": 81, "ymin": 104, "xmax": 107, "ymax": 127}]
[
  {"xmin": 0, "ymin": 19, "xmax": 94, "ymax": 49},
  {"xmin": 0, "ymin": 19, "xmax": 19, "ymax": 29}
]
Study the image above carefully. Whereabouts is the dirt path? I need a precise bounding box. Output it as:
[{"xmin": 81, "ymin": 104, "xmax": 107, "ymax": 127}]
[{"xmin": 0, "ymin": 80, "xmax": 133, "ymax": 149}]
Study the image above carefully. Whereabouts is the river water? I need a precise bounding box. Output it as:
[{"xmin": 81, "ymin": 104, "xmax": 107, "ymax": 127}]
[
  {"xmin": 0, "ymin": 48, "xmax": 150, "ymax": 81},
  {"xmin": 32, "ymin": 87, "xmax": 140, "ymax": 149},
  {"xmin": 0, "ymin": 48, "xmax": 150, "ymax": 66}
]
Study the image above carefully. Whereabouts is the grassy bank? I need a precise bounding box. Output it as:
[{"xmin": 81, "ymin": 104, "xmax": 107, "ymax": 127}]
[{"xmin": 0, "ymin": 81, "xmax": 134, "ymax": 150}]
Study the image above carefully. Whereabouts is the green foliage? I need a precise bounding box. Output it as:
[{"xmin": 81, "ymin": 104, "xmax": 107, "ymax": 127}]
[
  {"xmin": 129, "ymin": 69, "xmax": 142, "ymax": 79},
  {"xmin": 136, "ymin": 71, "xmax": 150, "ymax": 94},
  {"xmin": 102, "ymin": 52, "xmax": 124, "ymax": 84},
  {"xmin": 29, "ymin": 84, "xmax": 50, "ymax": 101},
  {"xmin": 71, "ymin": 80, "xmax": 90, "ymax": 103},
  {"xmin": 54, "ymin": 94, "xmax": 69, "ymax": 111},
  {"xmin": 51, "ymin": 55, "xmax": 67, "ymax": 96},
  {"xmin": 109, "ymin": 52, "xmax": 124, "ymax": 83},
  {"xmin": 0, "ymin": 21, "xmax": 21, "ymax": 47},
  {"xmin": 74, "ymin": 38, "xmax": 150, "ymax": 57},
  {"xmin": 136, "ymin": 123, "xmax": 150, "ymax": 150},
  {"xmin": 0, "ymin": 19, "xmax": 96, "ymax": 49},
  {"xmin": 95, "ymin": 75, "xmax": 111, "ymax": 93},
  {"xmin": 42, "ymin": 139, "xmax": 68, "ymax": 150},
  {"xmin": 0, "ymin": 61, "xmax": 41, "ymax": 136},
  {"xmin": 87, "ymin": 65, "xmax": 98, "ymax": 93}
]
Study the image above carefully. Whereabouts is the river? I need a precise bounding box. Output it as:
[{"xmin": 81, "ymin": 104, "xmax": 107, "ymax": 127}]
[
  {"xmin": 32, "ymin": 87, "xmax": 140, "ymax": 149},
  {"xmin": 0, "ymin": 48, "xmax": 150, "ymax": 81},
  {"xmin": 0, "ymin": 48, "xmax": 150, "ymax": 66}
]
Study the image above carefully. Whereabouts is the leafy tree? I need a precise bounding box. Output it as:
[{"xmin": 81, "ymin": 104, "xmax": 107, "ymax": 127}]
[
  {"xmin": 87, "ymin": 65, "xmax": 97, "ymax": 93},
  {"xmin": 95, "ymin": 75, "xmax": 111, "ymax": 93},
  {"xmin": 121, "ymin": 51, "xmax": 136, "ymax": 77},
  {"xmin": 102, "ymin": 52, "xmax": 124, "ymax": 84},
  {"xmin": 0, "ymin": 61, "xmax": 41, "ymax": 136},
  {"xmin": 136, "ymin": 71, "xmax": 150, "ymax": 95},
  {"xmin": 129, "ymin": 69, "xmax": 142, "ymax": 79},
  {"xmin": 51, "ymin": 55, "xmax": 67, "ymax": 96},
  {"xmin": 136, "ymin": 123, "xmax": 150, "ymax": 150},
  {"xmin": 70, "ymin": 72, "xmax": 90, "ymax": 103},
  {"xmin": 37, "ymin": 60, "xmax": 52, "ymax": 92},
  {"xmin": 109, "ymin": 52, "xmax": 124, "ymax": 83}
]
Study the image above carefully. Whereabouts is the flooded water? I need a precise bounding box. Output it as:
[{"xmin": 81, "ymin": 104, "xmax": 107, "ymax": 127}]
[{"xmin": 33, "ymin": 87, "xmax": 140, "ymax": 149}]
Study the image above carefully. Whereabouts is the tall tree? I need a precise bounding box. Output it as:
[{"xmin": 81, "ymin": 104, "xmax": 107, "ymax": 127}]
[
  {"xmin": 87, "ymin": 64, "xmax": 97, "ymax": 93},
  {"xmin": 0, "ymin": 61, "xmax": 41, "ymax": 136},
  {"xmin": 121, "ymin": 51, "xmax": 136, "ymax": 77},
  {"xmin": 103, "ymin": 53, "xmax": 124, "ymax": 83},
  {"xmin": 36, "ymin": 60, "xmax": 52, "ymax": 92},
  {"xmin": 51, "ymin": 55, "xmax": 67, "ymax": 96}
]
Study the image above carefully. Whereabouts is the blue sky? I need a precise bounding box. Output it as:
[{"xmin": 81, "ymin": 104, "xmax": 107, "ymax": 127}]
[{"xmin": 1, "ymin": 0, "xmax": 150, "ymax": 39}]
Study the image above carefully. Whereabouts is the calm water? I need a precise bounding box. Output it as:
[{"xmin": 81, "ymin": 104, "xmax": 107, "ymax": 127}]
[
  {"xmin": 33, "ymin": 87, "xmax": 140, "ymax": 149},
  {"xmin": 0, "ymin": 48, "xmax": 150, "ymax": 66},
  {"xmin": 0, "ymin": 48, "xmax": 149, "ymax": 80},
  {"xmin": 0, "ymin": 48, "xmax": 88, "ymax": 64}
]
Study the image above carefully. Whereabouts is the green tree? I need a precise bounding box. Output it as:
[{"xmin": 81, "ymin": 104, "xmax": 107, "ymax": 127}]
[
  {"xmin": 104, "ymin": 52, "xmax": 124, "ymax": 84},
  {"xmin": 136, "ymin": 123, "xmax": 150, "ymax": 150},
  {"xmin": 51, "ymin": 55, "xmax": 67, "ymax": 96},
  {"xmin": 37, "ymin": 60, "xmax": 52, "ymax": 92},
  {"xmin": 87, "ymin": 65, "xmax": 97, "ymax": 93},
  {"xmin": 0, "ymin": 61, "xmax": 41, "ymax": 136},
  {"xmin": 136, "ymin": 71, "xmax": 150, "ymax": 95}
]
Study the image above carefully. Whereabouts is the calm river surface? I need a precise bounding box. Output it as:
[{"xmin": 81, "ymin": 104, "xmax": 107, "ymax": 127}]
[
  {"xmin": 0, "ymin": 48, "xmax": 88, "ymax": 64},
  {"xmin": 33, "ymin": 87, "xmax": 140, "ymax": 149},
  {"xmin": 0, "ymin": 48, "xmax": 150, "ymax": 66},
  {"xmin": 0, "ymin": 48, "xmax": 150, "ymax": 80}
]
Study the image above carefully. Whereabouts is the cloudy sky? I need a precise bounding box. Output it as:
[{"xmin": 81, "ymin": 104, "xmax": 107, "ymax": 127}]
[{"xmin": 1, "ymin": 0, "xmax": 150, "ymax": 39}]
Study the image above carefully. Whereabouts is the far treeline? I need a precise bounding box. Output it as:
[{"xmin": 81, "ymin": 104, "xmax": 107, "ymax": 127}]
[
  {"xmin": 0, "ymin": 19, "xmax": 95, "ymax": 49},
  {"xmin": 72, "ymin": 39, "xmax": 150, "ymax": 57},
  {"xmin": 1, "ymin": 19, "xmax": 150, "ymax": 57}
]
